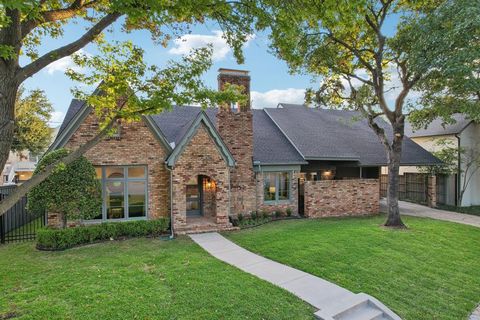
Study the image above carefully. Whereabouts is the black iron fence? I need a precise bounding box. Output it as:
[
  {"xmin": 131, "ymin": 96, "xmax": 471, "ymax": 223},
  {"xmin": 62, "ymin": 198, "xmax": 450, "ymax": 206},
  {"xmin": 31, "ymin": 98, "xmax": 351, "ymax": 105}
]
[{"xmin": 0, "ymin": 185, "xmax": 46, "ymax": 244}]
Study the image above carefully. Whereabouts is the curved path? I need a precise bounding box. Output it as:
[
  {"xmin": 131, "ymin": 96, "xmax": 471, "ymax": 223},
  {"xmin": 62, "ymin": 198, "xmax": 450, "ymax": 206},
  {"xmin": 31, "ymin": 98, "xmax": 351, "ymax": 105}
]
[
  {"xmin": 380, "ymin": 199, "xmax": 480, "ymax": 228},
  {"xmin": 190, "ymin": 232, "xmax": 400, "ymax": 320}
]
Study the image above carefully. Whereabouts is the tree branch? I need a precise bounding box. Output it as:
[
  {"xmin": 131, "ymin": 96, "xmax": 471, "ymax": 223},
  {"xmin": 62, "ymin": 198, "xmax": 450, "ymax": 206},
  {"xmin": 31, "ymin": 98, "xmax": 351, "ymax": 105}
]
[
  {"xmin": 16, "ymin": 12, "xmax": 121, "ymax": 82},
  {"xmin": 21, "ymin": 0, "xmax": 100, "ymax": 38}
]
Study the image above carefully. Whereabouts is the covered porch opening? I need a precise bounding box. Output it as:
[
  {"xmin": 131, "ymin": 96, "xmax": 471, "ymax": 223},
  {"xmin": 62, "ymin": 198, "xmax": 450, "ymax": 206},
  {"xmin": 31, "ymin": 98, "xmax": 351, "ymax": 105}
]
[{"xmin": 186, "ymin": 175, "xmax": 217, "ymax": 224}]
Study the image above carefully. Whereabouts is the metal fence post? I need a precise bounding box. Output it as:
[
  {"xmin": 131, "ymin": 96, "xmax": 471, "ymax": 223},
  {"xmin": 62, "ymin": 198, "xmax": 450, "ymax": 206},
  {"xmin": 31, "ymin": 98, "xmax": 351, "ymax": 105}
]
[{"xmin": 0, "ymin": 214, "xmax": 5, "ymax": 244}]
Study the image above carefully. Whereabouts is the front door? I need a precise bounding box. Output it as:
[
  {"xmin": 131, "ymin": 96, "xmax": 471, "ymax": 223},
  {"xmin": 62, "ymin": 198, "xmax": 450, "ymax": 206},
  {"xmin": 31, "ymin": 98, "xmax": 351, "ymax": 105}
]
[{"xmin": 186, "ymin": 180, "xmax": 202, "ymax": 216}]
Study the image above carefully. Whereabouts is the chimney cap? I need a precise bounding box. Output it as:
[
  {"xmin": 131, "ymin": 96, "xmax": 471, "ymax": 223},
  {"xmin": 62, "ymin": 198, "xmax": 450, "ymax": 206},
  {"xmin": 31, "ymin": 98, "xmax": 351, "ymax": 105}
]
[{"xmin": 218, "ymin": 68, "xmax": 249, "ymax": 76}]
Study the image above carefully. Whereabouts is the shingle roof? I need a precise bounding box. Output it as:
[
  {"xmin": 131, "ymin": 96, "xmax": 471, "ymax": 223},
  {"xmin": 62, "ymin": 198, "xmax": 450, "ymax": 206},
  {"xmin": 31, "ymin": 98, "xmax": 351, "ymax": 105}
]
[
  {"xmin": 149, "ymin": 106, "xmax": 304, "ymax": 164},
  {"xmin": 57, "ymin": 99, "xmax": 85, "ymax": 139},
  {"xmin": 265, "ymin": 104, "xmax": 440, "ymax": 166},
  {"xmin": 53, "ymin": 100, "xmax": 439, "ymax": 166},
  {"xmin": 405, "ymin": 114, "xmax": 473, "ymax": 137}
]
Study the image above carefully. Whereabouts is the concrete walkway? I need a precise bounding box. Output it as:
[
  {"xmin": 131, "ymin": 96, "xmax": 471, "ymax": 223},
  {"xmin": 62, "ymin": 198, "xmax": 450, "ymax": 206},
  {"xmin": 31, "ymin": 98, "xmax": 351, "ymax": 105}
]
[
  {"xmin": 380, "ymin": 199, "xmax": 480, "ymax": 228},
  {"xmin": 190, "ymin": 232, "xmax": 400, "ymax": 320}
]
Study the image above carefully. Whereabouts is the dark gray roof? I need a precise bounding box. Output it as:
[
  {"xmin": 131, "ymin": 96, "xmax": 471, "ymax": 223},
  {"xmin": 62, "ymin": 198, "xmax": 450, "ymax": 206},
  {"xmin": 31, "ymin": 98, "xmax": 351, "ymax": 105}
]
[
  {"xmin": 57, "ymin": 99, "xmax": 85, "ymax": 139},
  {"xmin": 252, "ymin": 110, "xmax": 305, "ymax": 164},
  {"xmin": 150, "ymin": 106, "xmax": 304, "ymax": 164},
  {"xmin": 53, "ymin": 100, "xmax": 439, "ymax": 166},
  {"xmin": 405, "ymin": 114, "xmax": 473, "ymax": 137},
  {"xmin": 265, "ymin": 105, "xmax": 440, "ymax": 166}
]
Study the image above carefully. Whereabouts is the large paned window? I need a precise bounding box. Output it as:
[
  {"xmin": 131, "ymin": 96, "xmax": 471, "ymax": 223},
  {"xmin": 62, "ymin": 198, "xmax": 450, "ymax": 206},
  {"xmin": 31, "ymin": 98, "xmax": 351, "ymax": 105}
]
[
  {"xmin": 263, "ymin": 172, "xmax": 291, "ymax": 203},
  {"xmin": 94, "ymin": 166, "xmax": 147, "ymax": 221}
]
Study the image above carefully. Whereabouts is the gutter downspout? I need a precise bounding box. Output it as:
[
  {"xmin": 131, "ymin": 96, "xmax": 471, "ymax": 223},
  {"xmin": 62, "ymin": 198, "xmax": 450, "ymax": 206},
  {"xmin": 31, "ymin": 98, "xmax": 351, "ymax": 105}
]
[
  {"xmin": 166, "ymin": 164, "xmax": 175, "ymax": 239},
  {"xmin": 455, "ymin": 134, "xmax": 461, "ymax": 206}
]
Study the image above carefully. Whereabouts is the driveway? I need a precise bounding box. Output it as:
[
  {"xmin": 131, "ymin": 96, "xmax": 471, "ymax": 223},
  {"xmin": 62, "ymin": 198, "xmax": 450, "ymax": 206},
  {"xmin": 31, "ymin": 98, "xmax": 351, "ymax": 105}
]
[{"xmin": 380, "ymin": 199, "xmax": 480, "ymax": 228}]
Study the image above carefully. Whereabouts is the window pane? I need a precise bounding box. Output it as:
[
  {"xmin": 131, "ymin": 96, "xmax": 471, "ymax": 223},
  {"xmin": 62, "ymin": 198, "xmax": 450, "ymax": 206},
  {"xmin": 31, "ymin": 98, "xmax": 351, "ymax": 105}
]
[
  {"xmin": 128, "ymin": 166, "xmax": 145, "ymax": 178},
  {"xmin": 106, "ymin": 167, "xmax": 124, "ymax": 179},
  {"xmin": 95, "ymin": 167, "xmax": 102, "ymax": 179},
  {"xmin": 278, "ymin": 172, "xmax": 290, "ymax": 200},
  {"xmin": 106, "ymin": 181, "xmax": 125, "ymax": 219},
  {"xmin": 263, "ymin": 173, "xmax": 276, "ymax": 201},
  {"xmin": 128, "ymin": 181, "xmax": 146, "ymax": 218}
]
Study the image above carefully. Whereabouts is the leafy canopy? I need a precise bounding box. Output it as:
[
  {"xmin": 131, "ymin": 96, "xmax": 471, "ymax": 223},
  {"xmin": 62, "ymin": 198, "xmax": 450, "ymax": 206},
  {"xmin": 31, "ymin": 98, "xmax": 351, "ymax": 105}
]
[
  {"xmin": 28, "ymin": 148, "xmax": 102, "ymax": 221},
  {"xmin": 12, "ymin": 86, "xmax": 53, "ymax": 154},
  {"xmin": 65, "ymin": 41, "xmax": 247, "ymax": 131},
  {"xmin": 405, "ymin": 0, "xmax": 480, "ymax": 128}
]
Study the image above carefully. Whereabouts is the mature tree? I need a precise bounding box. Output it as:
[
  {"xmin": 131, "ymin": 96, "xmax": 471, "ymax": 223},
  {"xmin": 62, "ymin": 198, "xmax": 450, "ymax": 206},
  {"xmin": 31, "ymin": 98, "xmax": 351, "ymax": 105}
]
[
  {"xmin": 406, "ymin": 0, "xmax": 480, "ymax": 128},
  {"xmin": 0, "ymin": 0, "xmax": 258, "ymax": 181},
  {"xmin": 12, "ymin": 86, "xmax": 53, "ymax": 155},
  {"xmin": 0, "ymin": 0, "xmax": 258, "ymax": 216},
  {"xmin": 262, "ymin": 0, "xmax": 479, "ymax": 227},
  {"xmin": 28, "ymin": 148, "xmax": 102, "ymax": 228}
]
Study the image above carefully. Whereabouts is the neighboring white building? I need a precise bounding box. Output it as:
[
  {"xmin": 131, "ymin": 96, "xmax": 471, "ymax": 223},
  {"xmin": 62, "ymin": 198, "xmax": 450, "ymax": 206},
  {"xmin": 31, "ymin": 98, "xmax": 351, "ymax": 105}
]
[
  {"xmin": 396, "ymin": 114, "xmax": 479, "ymax": 207},
  {"xmin": 1, "ymin": 127, "xmax": 60, "ymax": 186}
]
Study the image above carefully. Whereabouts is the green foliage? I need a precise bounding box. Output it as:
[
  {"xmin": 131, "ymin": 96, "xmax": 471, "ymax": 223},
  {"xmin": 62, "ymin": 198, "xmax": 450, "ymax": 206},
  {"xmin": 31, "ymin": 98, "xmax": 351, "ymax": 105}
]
[
  {"xmin": 28, "ymin": 148, "xmax": 102, "ymax": 222},
  {"xmin": 250, "ymin": 211, "xmax": 258, "ymax": 220},
  {"xmin": 417, "ymin": 139, "xmax": 458, "ymax": 176},
  {"xmin": 238, "ymin": 213, "xmax": 244, "ymax": 222},
  {"xmin": 67, "ymin": 41, "xmax": 247, "ymax": 132},
  {"xmin": 274, "ymin": 209, "xmax": 284, "ymax": 218},
  {"xmin": 405, "ymin": 0, "xmax": 480, "ymax": 128},
  {"xmin": 261, "ymin": 210, "xmax": 270, "ymax": 219},
  {"xmin": 12, "ymin": 86, "xmax": 53, "ymax": 154},
  {"xmin": 36, "ymin": 218, "xmax": 169, "ymax": 250},
  {"xmin": 286, "ymin": 207, "xmax": 292, "ymax": 217}
]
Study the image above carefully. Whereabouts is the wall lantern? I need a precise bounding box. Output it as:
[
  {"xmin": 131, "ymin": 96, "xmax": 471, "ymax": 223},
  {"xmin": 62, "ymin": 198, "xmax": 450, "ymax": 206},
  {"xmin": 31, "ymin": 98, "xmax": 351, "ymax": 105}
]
[{"xmin": 203, "ymin": 177, "xmax": 216, "ymax": 192}]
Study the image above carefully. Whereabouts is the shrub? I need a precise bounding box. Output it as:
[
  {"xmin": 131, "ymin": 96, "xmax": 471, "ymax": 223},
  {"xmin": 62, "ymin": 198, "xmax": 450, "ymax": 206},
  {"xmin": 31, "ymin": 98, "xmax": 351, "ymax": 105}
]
[
  {"xmin": 28, "ymin": 148, "xmax": 102, "ymax": 226},
  {"xmin": 286, "ymin": 208, "xmax": 293, "ymax": 217},
  {"xmin": 275, "ymin": 210, "xmax": 284, "ymax": 218},
  {"xmin": 37, "ymin": 219, "xmax": 169, "ymax": 250},
  {"xmin": 261, "ymin": 210, "xmax": 270, "ymax": 219},
  {"xmin": 250, "ymin": 211, "xmax": 258, "ymax": 220},
  {"xmin": 237, "ymin": 213, "xmax": 244, "ymax": 222}
]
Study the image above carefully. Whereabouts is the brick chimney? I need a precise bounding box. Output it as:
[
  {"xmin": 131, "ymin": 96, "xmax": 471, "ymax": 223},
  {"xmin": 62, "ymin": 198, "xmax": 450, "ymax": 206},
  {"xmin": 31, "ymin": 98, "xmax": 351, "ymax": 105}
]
[
  {"xmin": 216, "ymin": 68, "xmax": 255, "ymax": 215},
  {"xmin": 217, "ymin": 68, "xmax": 251, "ymax": 111}
]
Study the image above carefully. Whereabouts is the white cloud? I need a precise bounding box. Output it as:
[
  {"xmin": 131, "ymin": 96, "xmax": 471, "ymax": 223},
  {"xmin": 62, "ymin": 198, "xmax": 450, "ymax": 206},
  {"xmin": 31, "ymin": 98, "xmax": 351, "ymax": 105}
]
[
  {"xmin": 251, "ymin": 88, "xmax": 306, "ymax": 109},
  {"xmin": 49, "ymin": 111, "xmax": 65, "ymax": 127},
  {"xmin": 169, "ymin": 30, "xmax": 254, "ymax": 61},
  {"xmin": 44, "ymin": 49, "xmax": 87, "ymax": 75}
]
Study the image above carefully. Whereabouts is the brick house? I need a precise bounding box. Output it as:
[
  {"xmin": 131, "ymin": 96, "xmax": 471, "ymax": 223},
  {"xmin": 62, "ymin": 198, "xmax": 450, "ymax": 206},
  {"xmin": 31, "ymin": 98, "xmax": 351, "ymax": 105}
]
[{"xmin": 49, "ymin": 69, "xmax": 439, "ymax": 233}]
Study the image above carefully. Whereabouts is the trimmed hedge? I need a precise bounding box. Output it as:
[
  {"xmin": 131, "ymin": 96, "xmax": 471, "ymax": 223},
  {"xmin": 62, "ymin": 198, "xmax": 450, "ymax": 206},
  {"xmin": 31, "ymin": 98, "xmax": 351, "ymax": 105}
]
[{"xmin": 37, "ymin": 219, "xmax": 169, "ymax": 251}]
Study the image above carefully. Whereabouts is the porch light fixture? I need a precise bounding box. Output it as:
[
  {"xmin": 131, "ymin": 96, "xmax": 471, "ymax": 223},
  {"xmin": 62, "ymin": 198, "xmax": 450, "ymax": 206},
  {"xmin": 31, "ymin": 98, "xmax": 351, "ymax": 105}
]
[{"xmin": 203, "ymin": 178, "xmax": 216, "ymax": 191}]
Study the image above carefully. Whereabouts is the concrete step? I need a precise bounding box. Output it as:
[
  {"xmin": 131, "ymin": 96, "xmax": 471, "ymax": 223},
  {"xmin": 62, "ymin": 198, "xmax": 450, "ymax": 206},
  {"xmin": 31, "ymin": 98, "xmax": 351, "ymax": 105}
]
[{"xmin": 314, "ymin": 293, "xmax": 401, "ymax": 320}]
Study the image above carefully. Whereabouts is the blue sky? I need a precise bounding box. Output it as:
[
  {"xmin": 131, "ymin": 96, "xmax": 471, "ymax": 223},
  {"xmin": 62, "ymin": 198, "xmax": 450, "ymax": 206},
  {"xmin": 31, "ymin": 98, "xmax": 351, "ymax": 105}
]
[{"xmin": 22, "ymin": 15, "xmax": 400, "ymax": 127}]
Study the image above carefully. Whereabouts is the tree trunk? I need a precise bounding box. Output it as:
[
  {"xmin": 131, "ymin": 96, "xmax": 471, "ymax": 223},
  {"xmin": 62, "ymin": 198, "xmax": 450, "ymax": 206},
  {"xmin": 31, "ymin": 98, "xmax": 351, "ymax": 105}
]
[
  {"xmin": 0, "ymin": 117, "xmax": 115, "ymax": 216},
  {"xmin": 384, "ymin": 127, "xmax": 406, "ymax": 228},
  {"xmin": 0, "ymin": 72, "xmax": 18, "ymax": 175}
]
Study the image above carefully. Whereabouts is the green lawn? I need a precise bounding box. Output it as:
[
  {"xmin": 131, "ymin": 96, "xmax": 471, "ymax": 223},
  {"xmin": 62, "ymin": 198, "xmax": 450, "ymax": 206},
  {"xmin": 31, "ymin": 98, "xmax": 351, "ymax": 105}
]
[
  {"xmin": 226, "ymin": 215, "xmax": 480, "ymax": 320},
  {"xmin": 0, "ymin": 237, "xmax": 313, "ymax": 320},
  {"xmin": 438, "ymin": 204, "xmax": 480, "ymax": 217}
]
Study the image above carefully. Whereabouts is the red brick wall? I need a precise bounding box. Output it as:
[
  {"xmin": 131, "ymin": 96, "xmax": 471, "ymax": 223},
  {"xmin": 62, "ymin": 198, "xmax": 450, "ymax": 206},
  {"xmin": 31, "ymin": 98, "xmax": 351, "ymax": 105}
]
[
  {"xmin": 217, "ymin": 108, "xmax": 256, "ymax": 216},
  {"xmin": 304, "ymin": 179, "xmax": 379, "ymax": 218},
  {"xmin": 171, "ymin": 124, "xmax": 231, "ymax": 231},
  {"xmin": 64, "ymin": 112, "xmax": 170, "ymax": 220}
]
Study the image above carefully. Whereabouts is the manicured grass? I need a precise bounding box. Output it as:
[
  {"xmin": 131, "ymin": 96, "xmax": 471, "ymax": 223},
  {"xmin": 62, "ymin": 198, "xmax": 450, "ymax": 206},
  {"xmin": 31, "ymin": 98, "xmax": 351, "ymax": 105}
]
[
  {"xmin": 0, "ymin": 237, "xmax": 313, "ymax": 319},
  {"xmin": 226, "ymin": 215, "xmax": 480, "ymax": 320},
  {"xmin": 438, "ymin": 204, "xmax": 480, "ymax": 217}
]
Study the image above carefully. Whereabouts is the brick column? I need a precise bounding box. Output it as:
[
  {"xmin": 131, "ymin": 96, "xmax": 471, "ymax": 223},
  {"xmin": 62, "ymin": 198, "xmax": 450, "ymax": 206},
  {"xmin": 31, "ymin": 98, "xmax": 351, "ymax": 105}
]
[{"xmin": 427, "ymin": 175, "xmax": 437, "ymax": 208}]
